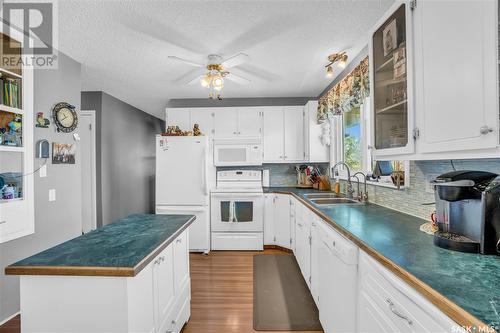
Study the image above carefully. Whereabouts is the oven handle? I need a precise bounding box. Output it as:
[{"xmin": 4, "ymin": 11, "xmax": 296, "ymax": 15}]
[{"xmin": 211, "ymin": 193, "xmax": 263, "ymax": 198}]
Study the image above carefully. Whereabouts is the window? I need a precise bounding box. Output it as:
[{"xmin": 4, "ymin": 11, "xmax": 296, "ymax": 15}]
[
  {"xmin": 343, "ymin": 106, "xmax": 362, "ymax": 171},
  {"xmin": 331, "ymin": 97, "xmax": 409, "ymax": 189}
]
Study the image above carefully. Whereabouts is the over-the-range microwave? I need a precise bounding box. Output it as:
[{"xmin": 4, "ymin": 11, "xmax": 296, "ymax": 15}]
[{"xmin": 213, "ymin": 137, "xmax": 262, "ymax": 166}]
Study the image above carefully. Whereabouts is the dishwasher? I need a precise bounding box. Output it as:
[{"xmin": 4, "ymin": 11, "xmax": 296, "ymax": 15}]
[{"xmin": 317, "ymin": 222, "xmax": 359, "ymax": 333}]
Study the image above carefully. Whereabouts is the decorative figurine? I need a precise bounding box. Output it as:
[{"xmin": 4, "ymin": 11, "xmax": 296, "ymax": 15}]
[
  {"xmin": 36, "ymin": 112, "xmax": 50, "ymax": 128},
  {"xmin": 193, "ymin": 123, "xmax": 202, "ymax": 136}
]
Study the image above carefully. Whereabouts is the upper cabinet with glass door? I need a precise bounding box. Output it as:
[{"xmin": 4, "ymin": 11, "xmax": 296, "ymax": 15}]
[
  {"xmin": 0, "ymin": 26, "xmax": 34, "ymax": 243},
  {"xmin": 369, "ymin": 1, "xmax": 415, "ymax": 157}
]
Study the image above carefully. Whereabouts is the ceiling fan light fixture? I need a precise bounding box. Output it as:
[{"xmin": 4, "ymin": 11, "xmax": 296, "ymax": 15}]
[
  {"xmin": 201, "ymin": 75, "xmax": 211, "ymax": 87},
  {"xmin": 212, "ymin": 75, "xmax": 224, "ymax": 90}
]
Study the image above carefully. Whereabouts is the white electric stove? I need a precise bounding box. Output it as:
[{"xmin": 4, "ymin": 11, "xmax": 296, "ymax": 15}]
[{"xmin": 210, "ymin": 170, "xmax": 264, "ymax": 250}]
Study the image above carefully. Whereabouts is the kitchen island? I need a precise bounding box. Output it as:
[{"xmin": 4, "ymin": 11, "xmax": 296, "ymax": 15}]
[{"xmin": 5, "ymin": 213, "xmax": 194, "ymax": 333}]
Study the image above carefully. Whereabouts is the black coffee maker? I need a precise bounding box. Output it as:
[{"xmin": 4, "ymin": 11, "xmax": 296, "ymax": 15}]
[{"xmin": 433, "ymin": 170, "xmax": 500, "ymax": 254}]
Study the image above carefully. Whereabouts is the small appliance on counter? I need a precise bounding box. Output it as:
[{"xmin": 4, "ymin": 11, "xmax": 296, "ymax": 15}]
[{"xmin": 433, "ymin": 170, "xmax": 500, "ymax": 254}]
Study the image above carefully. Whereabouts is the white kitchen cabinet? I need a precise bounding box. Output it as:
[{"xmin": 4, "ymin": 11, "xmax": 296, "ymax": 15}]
[
  {"xmin": 154, "ymin": 243, "xmax": 175, "ymax": 332},
  {"xmin": 357, "ymin": 251, "xmax": 464, "ymax": 333},
  {"xmin": 284, "ymin": 106, "xmax": 305, "ymax": 161},
  {"xmin": 274, "ymin": 194, "xmax": 291, "ymax": 248},
  {"xmin": 214, "ymin": 107, "xmax": 239, "ymax": 137},
  {"xmin": 264, "ymin": 194, "xmax": 275, "ymax": 245},
  {"xmin": 238, "ymin": 107, "xmax": 262, "ymax": 136},
  {"xmin": 173, "ymin": 230, "xmax": 190, "ymax": 292},
  {"xmin": 166, "ymin": 108, "xmax": 191, "ymax": 131},
  {"xmin": 263, "ymin": 107, "xmax": 285, "ymax": 162},
  {"xmin": 304, "ymin": 101, "xmax": 329, "ymax": 163},
  {"xmin": 263, "ymin": 193, "xmax": 291, "ymax": 248},
  {"xmin": 309, "ymin": 217, "xmax": 320, "ymax": 305},
  {"xmin": 263, "ymin": 106, "xmax": 305, "ymax": 162},
  {"xmin": 294, "ymin": 212, "xmax": 310, "ymax": 287},
  {"xmin": 370, "ymin": 0, "xmax": 500, "ymax": 160},
  {"xmin": 213, "ymin": 107, "xmax": 262, "ymax": 137},
  {"xmin": 190, "ymin": 108, "xmax": 215, "ymax": 136},
  {"xmin": 413, "ymin": 0, "xmax": 499, "ymax": 154},
  {"xmin": 369, "ymin": 1, "xmax": 415, "ymax": 158}
]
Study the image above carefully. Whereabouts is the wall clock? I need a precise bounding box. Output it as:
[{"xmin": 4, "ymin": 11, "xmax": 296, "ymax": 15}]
[{"xmin": 52, "ymin": 102, "xmax": 78, "ymax": 133}]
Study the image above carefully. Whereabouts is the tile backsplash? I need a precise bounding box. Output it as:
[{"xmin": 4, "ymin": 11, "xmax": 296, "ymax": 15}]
[
  {"xmin": 343, "ymin": 159, "xmax": 500, "ymax": 221},
  {"xmin": 217, "ymin": 163, "xmax": 329, "ymax": 187}
]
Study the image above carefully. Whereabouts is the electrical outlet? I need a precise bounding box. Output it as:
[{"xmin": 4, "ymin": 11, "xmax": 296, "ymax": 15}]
[
  {"xmin": 39, "ymin": 164, "xmax": 47, "ymax": 178},
  {"xmin": 49, "ymin": 189, "xmax": 56, "ymax": 201},
  {"xmin": 425, "ymin": 174, "xmax": 439, "ymax": 194}
]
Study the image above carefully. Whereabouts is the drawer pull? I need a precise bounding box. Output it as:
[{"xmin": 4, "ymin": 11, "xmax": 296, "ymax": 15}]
[
  {"xmin": 297, "ymin": 223, "xmax": 303, "ymax": 227},
  {"xmin": 0, "ymin": 220, "xmax": 6, "ymax": 225},
  {"xmin": 386, "ymin": 298, "xmax": 413, "ymax": 326}
]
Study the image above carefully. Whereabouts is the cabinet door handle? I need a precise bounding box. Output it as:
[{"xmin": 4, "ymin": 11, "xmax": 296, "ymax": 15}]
[
  {"xmin": 480, "ymin": 126, "xmax": 494, "ymax": 135},
  {"xmin": 297, "ymin": 223, "xmax": 303, "ymax": 227},
  {"xmin": 176, "ymin": 238, "xmax": 182, "ymax": 243},
  {"xmin": 0, "ymin": 220, "xmax": 6, "ymax": 225},
  {"xmin": 386, "ymin": 298, "xmax": 413, "ymax": 326},
  {"xmin": 233, "ymin": 131, "xmax": 237, "ymax": 134},
  {"xmin": 160, "ymin": 256, "xmax": 165, "ymax": 262}
]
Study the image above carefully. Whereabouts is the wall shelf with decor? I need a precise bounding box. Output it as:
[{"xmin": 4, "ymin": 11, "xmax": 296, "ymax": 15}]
[{"xmin": 0, "ymin": 26, "xmax": 34, "ymax": 244}]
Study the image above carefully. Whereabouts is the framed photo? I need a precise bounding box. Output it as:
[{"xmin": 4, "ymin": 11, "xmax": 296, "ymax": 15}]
[
  {"xmin": 383, "ymin": 19, "xmax": 397, "ymax": 57},
  {"xmin": 52, "ymin": 142, "xmax": 76, "ymax": 164}
]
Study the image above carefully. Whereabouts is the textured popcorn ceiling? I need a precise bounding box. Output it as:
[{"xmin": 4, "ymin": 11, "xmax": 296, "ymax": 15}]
[{"xmin": 58, "ymin": 0, "xmax": 394, "ymax": 119}]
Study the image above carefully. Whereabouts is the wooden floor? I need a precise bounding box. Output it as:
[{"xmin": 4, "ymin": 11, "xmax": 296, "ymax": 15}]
[{"xmin": 0, "ymin": 250, "xmax": 322, "ymax": 333}]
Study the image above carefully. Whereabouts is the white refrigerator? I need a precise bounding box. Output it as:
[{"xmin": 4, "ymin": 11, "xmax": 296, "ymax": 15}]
[{"xmin": 155, "ymin": 135, "xmax": 214, "ymax": 253}]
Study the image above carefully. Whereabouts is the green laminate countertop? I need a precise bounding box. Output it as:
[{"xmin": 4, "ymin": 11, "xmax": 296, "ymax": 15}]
[
  {"xmin": 5, "ymin": 213, "xmax": 195, "ymax": 277},
  {"xmin": 265, "ymin": 187, "xmax": 500, "ymax": 331}
]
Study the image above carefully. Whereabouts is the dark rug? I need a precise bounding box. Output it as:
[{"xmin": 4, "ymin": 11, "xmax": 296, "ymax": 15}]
[{"xmin": 253, "ymin": 254, "xmax": 323, "ymax": 331}]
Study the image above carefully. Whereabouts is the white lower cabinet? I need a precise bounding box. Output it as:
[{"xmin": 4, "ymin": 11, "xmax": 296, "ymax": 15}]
[
  {"xmin": 294, "ymin": 205, "xmax": 311, "ymax": 287},
  {"xmin": 357, "ymin": 251, "xmax": 464, "ymax": 333},
  {"xmin": 263, "ymin": 193, "xmax": 292, "ymax": 248}
]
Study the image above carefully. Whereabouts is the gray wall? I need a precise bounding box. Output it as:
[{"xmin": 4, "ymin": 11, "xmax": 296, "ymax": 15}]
[
  {"xmin": 82, "ymin": 91, "xmax": 164, "ymax": 226},
  {"xmin": 0, "ymin": 52, "xmax": 83, "ymax": 322},
  {"xmin": 167, "ymin": 97, "xmax": 315, "ymax": 109}
]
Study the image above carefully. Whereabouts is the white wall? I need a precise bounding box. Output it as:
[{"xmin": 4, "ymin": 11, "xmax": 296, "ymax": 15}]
[{"xmin": 0, "ymin": 52, "xmax": 83, "ymax": 322}]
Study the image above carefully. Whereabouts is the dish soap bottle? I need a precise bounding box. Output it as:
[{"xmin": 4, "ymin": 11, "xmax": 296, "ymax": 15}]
[{"xmin": 334, "ymin": 177, "xmax": 341, "ymax": 194}]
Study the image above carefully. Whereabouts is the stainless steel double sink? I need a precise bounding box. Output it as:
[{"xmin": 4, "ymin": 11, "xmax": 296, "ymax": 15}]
[{"xmin": 303, "ymin": 193, "xmax": 361, "ymax": 205}]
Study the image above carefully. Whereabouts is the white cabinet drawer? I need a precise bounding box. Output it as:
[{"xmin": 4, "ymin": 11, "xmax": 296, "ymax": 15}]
[
  {"xmin": 358, "ymin": 252, "xmax": 462, "ymax": 333},
  {"xmin": 211, "ymin": 232, "xmax": 263, "ymax": 250}
]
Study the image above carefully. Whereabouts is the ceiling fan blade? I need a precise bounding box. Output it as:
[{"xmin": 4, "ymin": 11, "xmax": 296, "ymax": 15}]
[
  {"xmin": 175, "ymin": 68, "xmax": 204, "ymax": 85},
  {"xmin": 168, "ymin": 56, "xmax": 204, "ymax": 68},
  {"xmin": 221, "ymin": 53, "xmax": 250, "ymax": 68},
  {"xmin": 226, "ymin": 72, "xmax": 251, "ymax": 85}
]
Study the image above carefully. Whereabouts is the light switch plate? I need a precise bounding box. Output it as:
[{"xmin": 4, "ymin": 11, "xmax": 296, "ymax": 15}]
[
  {"xmin": 39, "ymin": 164, "xmax": 47, "ymax": 178},
  {"xmin": 425, "ymin": 174, "xmax": 439, "ymax": 194},
  {"xmin": 49, "ymin": 189, "xmax": 56, "ymax": 201}
]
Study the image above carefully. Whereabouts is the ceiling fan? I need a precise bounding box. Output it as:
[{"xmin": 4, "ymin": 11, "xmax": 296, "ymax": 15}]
[{"xmin": 168, "ymin": 53, "xmax": 251, "ymax": 99}]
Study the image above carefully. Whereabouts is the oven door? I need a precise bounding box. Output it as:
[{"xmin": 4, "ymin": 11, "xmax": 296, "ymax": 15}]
[{"xmin": 210, "ymin": 192, "xmax": 264, "ymax": 232}]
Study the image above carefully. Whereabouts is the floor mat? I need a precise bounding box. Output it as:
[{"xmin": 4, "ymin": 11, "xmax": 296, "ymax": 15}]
[{"xmin": 253, "ymin": 254, "xmax": 323, "ymax": 331}]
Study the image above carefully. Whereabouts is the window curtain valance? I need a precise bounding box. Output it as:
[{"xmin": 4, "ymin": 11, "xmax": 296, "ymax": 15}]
[{"xmin": 317, "ymin": 57, "xmax": 370, "ymax": 123}]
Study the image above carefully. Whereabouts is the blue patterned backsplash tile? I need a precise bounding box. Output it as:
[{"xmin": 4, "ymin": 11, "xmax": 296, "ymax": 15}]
[
  {"xmin": 342, "ymin": 159, "xmax": 500, "ymax": 221},
  {"xmin": 217, "ymin": 163, "xmax": 330, "ymax": 187}
]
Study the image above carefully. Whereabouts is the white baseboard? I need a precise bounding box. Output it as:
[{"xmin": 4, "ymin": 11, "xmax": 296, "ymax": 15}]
[{"xmin": 0, "ymin": 311, "xmax": 20, "ymax": 326}]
